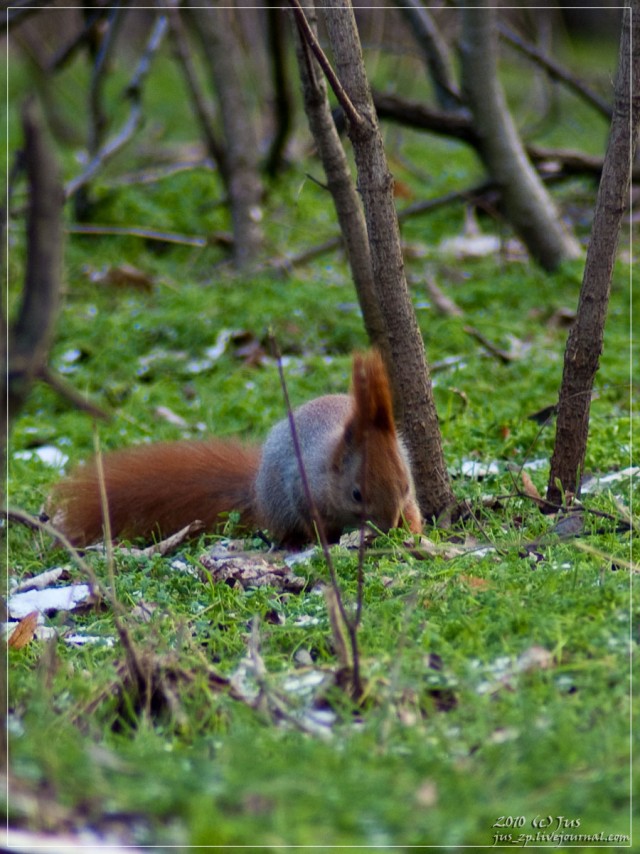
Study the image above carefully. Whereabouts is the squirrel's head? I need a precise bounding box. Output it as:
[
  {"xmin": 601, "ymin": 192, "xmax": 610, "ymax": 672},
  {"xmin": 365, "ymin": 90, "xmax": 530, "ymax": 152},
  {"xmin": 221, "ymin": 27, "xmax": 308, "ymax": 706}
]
[{"xmin": 329, "ymin": 351, "xmax": 421, "ymax": 536}]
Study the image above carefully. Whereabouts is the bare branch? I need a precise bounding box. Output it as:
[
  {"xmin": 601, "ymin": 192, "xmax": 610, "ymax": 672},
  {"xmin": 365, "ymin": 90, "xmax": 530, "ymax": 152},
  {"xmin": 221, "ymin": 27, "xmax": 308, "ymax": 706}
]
[
  {"xmin": 166, "ymin": 6, "xmax": 226, "ymax": 176},
  {"xmin": 8, "ymin": 99, "xmax": 63, "ymax": 425},
  {"xmin": 288, "ymin": 0, "xmax": 363, "ymax": 130},
  {"xmin": 65, "ymin": 14, "xmax": 169, "ymax": 201},
  {"xmin": 393, "ymin": 0, "xmax": 463, "ymax": 111},
  {"xmin": 290, "ymin": 0, "xmax": 387, "ymax": 355},
  {"xmin": 38, "ymin": 365, "xmax": 111, "ymax": 422},
  {"xmin": 498, "ymin": 21, "xmax": 613, "ymax": 121},
  {"xmin": 66, "ymin": 223, "xmax": 208, "ymax": 247}
]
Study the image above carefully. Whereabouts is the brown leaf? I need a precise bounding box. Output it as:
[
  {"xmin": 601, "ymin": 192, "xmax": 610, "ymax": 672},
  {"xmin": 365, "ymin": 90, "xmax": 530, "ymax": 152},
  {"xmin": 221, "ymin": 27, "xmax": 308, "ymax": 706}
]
[
  {"xmin": 100, "ymin": 264, "xmax": 155, "ymax": 292},
  {"xmin": 415, "ymin": 780, "xmax": 438, "ymax": 808},
  {"xmin": 200, "ymin": 546, "xmax": 306, "ymax": 593},
  {"xmin": 521, "ymin": 470, "xmax": 543, "ymax": 502},
  {"xmin": 459, "ymin": 575, "xmax": 491, "ymax": 591},
  {"xmin": 8, "ymin": 611, "xmax": 39, "ymax": 649}
]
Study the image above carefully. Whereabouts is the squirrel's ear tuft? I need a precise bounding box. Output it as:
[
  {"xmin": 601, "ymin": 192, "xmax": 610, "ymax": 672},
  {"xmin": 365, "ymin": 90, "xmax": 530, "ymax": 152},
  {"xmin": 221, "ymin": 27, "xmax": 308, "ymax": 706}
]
[{"xmin": 351, "ymin": 350, "xmax": 396, "ymax": 435}]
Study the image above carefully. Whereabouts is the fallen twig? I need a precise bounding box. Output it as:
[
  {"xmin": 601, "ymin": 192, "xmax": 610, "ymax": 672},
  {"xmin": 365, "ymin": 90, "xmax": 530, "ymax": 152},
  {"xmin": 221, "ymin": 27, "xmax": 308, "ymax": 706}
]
[
  {"xmin": 66, "ymin": 223, "xmax": 208, "ymax": 247},
  {"xmin": 463, "ymin": 325, "xmax": 516, "ymax": 364},
  {"xmin": 38, "ymin": 364, "xmax": 110, "ymax": 421}
]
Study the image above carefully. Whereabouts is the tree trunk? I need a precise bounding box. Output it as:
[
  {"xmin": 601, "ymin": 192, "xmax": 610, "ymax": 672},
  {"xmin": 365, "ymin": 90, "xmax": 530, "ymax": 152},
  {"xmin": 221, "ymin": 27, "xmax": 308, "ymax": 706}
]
[
  {"xmin": 187, "ymin": 2, "xmax": 263, "ymax": 269},
  {"xmin": 314, "ymin": 0, "xmax": 456, "ymax": 520},
  {"xmin": 3, "ymin": 100, "xmax": 64, "ymax": 770},
  {"xmin": 8, "ymin": 100, "xmax": 64, "ymax": 428},
  {"xmin": 546, "ymin": 2, "xmax": 639, "ymax": 508},
  {"xmin": 265, "ymin": 7, "xmax": 294, "ymax": 178},
  {"xmin": 290, "ymin": 0, "xmax": 388, "ymax": 357},
  {"xmin": 459, "ymin": 1, "xmax": 582, "ymax": 271}
]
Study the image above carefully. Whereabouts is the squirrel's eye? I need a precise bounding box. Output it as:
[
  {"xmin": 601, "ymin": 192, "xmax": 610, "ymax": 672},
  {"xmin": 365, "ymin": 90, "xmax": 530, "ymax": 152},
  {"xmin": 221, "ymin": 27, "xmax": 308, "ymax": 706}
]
[{"xmin": 352, "ymin": 487, "xmax": 363, "ymax": 503}]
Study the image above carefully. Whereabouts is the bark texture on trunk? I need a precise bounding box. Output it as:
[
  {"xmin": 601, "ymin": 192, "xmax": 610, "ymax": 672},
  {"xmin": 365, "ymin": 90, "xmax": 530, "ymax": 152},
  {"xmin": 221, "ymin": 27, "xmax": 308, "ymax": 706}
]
[
  {"xmin": 188, "ymin": 2, "xmax": 263, "ymax": 269},
  {"xmin": 546, "ymin": 2, "xmax": 639, "ymax": 507},
  {"xmin": 315, "ymin": 0, "xmax": 456, "ymax": 520},
  {"xmin": 291, "ymin": 0, "xmax": 388, "ymax": 357}
]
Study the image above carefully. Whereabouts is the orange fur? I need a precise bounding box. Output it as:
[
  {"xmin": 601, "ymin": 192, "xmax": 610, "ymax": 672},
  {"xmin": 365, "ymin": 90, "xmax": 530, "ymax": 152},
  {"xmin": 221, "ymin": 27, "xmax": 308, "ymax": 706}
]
[
  {"xmin": 351, "ymin": 350, "xmax": 396, "ymax": 436},
  {"xmin": 52, "ymin": 440, "xmax": 261, "ymax": 546},
  {"xmin": 51, "ymin": 352, "xmax": 422, "ymax": 547}
]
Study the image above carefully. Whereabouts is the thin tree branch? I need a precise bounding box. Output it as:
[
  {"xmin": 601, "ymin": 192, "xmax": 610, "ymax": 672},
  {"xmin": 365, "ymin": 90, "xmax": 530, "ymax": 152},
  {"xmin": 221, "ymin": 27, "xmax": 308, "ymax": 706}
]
[
  {"xmin": 38, "ymin": 365, "xmax": 111, "ymax": 422},
  {"xmin": 166, "ymin": 6, "xmax": 227, "ymax": 177},
  {"xmin": 65, "ymin": 14, "xmax": 169, "ymax": 201},
  {"xmin": 287, "ymin": 0, "xmax": 364, "ymax": 130},
  {"xmin": 393, "ymin": 0, "xmax": 462, "ymax": 111},
  {"xmin": 498, "ymin": 21, "xmax": 613, "ymax": 121}
]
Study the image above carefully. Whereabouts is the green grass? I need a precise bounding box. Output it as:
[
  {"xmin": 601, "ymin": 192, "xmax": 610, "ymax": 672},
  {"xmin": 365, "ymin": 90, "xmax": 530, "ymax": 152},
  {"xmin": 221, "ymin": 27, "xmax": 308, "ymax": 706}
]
[{"xmin": 4, "ymin": 21, "xmax": 637, "ymax": 850}]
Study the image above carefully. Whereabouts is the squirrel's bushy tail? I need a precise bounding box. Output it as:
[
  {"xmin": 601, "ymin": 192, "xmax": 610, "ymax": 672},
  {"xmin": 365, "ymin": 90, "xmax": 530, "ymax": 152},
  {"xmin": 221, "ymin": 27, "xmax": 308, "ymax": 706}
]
[{"xmin": 51, "ymin": 440, "xmax": 261, "ymax": 546}]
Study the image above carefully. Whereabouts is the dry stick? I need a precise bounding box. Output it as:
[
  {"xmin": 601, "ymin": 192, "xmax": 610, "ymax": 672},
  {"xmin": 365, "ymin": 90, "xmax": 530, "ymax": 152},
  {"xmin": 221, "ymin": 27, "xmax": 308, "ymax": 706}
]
[
  {"xmin": 92, "ymin": 428, "xmax": 115, "ymax": 592},
  {"xmin": 65, "ymin": 14, "xmax": 169, "ymax": 201},
  {"xmin": 6, "ymin": 508, "xmax": 147, "ymax": 726},
  {"xmin": 38, "ymin": 364, "xmax": 110, "ymax": 422},
  {"xmin": 462, "ymin": 325, "xmax": 515, "ymax": 364},
  {"xmin": 268, "ymin": 180, "xmax": 496, "ymax": 272},
  {"xmin": 269, "ymin": 336, "xmax": 363, "ymax": 700},
  {"xmin": 287, "ymin": 0, "xmax": 363, "ymax": 130},
  {"xmin": 66, "ymin": 223, "xmax": 208, "ymax": 247},
  {"xmin": 103, "ymin": 159, "xmax": 215, "ymax": 188}
]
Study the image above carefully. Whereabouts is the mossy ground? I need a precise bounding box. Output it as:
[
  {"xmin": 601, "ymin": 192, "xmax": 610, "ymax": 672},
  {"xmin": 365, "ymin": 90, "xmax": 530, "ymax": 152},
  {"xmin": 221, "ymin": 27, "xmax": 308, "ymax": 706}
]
[{"xmin": 4, "ymin": 22, "xmax": 637, "ymax": 850}]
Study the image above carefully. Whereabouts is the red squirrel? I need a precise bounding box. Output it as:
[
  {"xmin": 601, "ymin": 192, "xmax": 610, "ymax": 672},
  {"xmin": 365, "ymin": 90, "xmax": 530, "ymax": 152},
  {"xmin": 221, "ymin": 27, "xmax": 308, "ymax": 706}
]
[{"xmin": 51, "ymin": 351, "xmax": 422, "ymax": 547}]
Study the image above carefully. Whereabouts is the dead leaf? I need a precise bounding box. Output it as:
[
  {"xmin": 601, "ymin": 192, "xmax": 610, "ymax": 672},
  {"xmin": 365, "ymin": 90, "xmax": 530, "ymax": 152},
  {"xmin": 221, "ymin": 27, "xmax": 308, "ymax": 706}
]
[
  {"xmin": 459, "ymin": 575, "xmax": 491, "ymax": 591},
  {"xmin": 12, "ymin": 567, "xmax": 68, "ymax": 593},
  {"xmin": 515, "ymin": 645, "xmax": 554, "ymax": 673},
  {"xmin": 547, "ymin": 306, "xmax": 576, "ymax": 328},
  {"xmin": 393, "ymin": 179, "xmax": 414, "ymax": 200},
  {"xmin": 410, "ymin": 537, "xmax": 466, "ymax": 561},
  {"xmin": 521, "ymin": 470, "xmax": 543, "ymax": 502},
  {"xmin": 415, "ymin": 780, "xmax": 438, "ymax": 808},
  {"xmin": 93, "ymin": 263, "xmax": 155, "ymax": 293},
  {"xmin": 200, "ymin": 546, "xmax": 306, "ymax": 593},
  {"xmin": 8, "ymin": 611, "xmax": 39, "ymax": 649}
]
